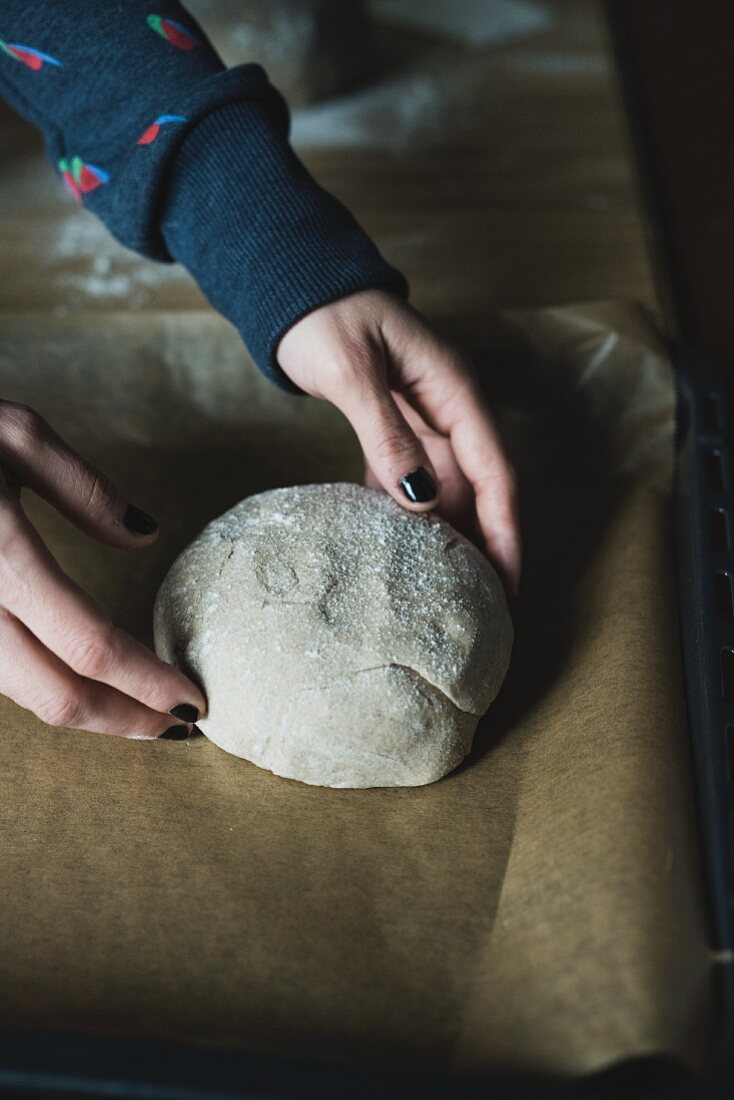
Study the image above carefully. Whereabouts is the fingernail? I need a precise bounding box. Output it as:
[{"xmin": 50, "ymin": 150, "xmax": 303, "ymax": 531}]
[
  {"xmin": 159, "ymin": 725, "xmax": 189, "ymax": 741},
  {"xmin": 124, "ymin": 505, "xmax": 158, "ymax": 535},
  {"xmin": 169, "ymin": 703, "xmax": 199, "ymax": 723},
  {"xmin": 400, "ymin": 468, "xmax": 437, "ymax": 504}
]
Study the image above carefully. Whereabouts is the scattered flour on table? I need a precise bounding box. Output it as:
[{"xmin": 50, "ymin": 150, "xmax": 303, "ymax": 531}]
[{"xmin": 50, "ymin": 211, "xmax": 189, "ymax": 307}]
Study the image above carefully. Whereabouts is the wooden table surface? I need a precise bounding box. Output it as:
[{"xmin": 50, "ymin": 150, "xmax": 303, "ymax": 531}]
[{"xmin": 0, "ymin": 0, "xmax": 657, "ymax": 329}]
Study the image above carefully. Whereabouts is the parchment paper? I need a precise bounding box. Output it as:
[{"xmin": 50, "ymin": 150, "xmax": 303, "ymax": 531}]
[{"xmin": 0, "ymin": 302, "xmax": 713, "ymax": 1076}]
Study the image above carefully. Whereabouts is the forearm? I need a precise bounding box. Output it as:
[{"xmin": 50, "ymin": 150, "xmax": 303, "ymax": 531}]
[{"xmin": 0, "ymin": 1, "xmax": 407, "ymax": 386}]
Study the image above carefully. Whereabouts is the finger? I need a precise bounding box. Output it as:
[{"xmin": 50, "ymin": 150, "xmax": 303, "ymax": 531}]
[
  {"xmin": 378, "ymin": 319, "xmax": 521, "ymax": 593},
  {"xmin": 392, "ymin": 394, "xmax": 475, "ymax": 534},
  {"xmin": 0, "ymin": 610, "xmax": 189, "ymax": 739},
  {"xmin": 443, "ymin": 379, "xmax": 521, "ymax": 595},
  {"xmin": 0, "ymin": 401, "xmax": 158, "ymax": 548},
  {"xmin": 0, "ymin": 500, "xmax": 206, "ymax": 718},
  {"xmin": 328, "ymin": 368, "xmax": 440, "ymax": 513}
]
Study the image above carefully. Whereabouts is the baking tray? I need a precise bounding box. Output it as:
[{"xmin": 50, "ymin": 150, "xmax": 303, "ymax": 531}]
[{"xmin": 671, "ymin": 344, "xmax": 734, "ymax": 1054}]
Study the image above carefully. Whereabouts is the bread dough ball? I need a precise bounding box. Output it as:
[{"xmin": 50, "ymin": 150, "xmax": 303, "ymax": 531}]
[{"xmin": 154, "ymin": 484, "xmax": 513, "ymax": 788}]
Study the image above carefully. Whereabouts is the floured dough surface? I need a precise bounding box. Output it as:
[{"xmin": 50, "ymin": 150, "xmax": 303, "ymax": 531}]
[{"xmin": 154, "ymin": 483, "xmax": 513, "ymax": 787}]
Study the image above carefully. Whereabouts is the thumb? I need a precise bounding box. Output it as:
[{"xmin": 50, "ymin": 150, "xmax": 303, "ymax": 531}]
[
  {"xmin": 329, "ymin": 368, "xmax": 439, "ymax": 512},
  {"xmin": 0, "ymin": 402, "xmax": 158, "ymax": 548}
]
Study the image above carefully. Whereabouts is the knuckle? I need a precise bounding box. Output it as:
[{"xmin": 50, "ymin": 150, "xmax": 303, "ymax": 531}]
[
  {"xmin": 66, "ymin": 624, "xmax": 117, "ymax": 680},
  {"xmin": 0, "ymin": 402, "xmax": 45, "ymax": 454},
  {"xmin": 322, "ymin": 356, "xmax": 366, "ymax": 400},
  {"xmin": 372, "ymin": 423, "xmax": 419, "ymax": 467},
  {"xmin": 445, "ymin": 341, "xmax": 476, "ymax": 375},
  {"xmin": 35, "ymin": 688, "xmax": 85, "ymax": 729},
  {"xmin": 477, "ymin": 462, "xmax": 519, "ymax": 507},
  {"xmin": 0, "ymin": 512, "xmax": 28, "ymax": 592},
  {"xmin": 0, "ymin": 493, "xmax": 22, "ymax": 533},
  {"xmin": 125, "ymin": 664, "xmax": 166, "ymax": 710},
  {"xmin": 79, "ymin": 470, "xmax": 121, "ymax": 519},
  {"xmin": 321, "ymin": 336, "xmax": 384, "ymax": 398},
  {"xmin": 434, "ymin": 342, "xmax": 476, "ymax": 384},
  {"xmin": 442, "ymin": 351, "xmax": 481, "ymax": 401},
  {"xmin": 504, "ymin": 462, "xmax": 519, "ymax": 496}
]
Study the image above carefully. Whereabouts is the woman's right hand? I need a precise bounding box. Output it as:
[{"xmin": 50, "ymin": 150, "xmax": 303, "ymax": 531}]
[{"xmin": 0, "ymin": 401, "xmax": 205, "ymax": 740}]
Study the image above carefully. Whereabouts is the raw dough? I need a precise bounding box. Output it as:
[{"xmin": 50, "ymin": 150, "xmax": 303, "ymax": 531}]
[{"xmin": 154, "ymin": 484, "xmax": 513, "ymax": 787}]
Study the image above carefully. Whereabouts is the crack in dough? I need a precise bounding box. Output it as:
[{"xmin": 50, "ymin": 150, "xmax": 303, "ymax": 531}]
[{"xmin": 297, "ymin": 662, "xmax": 483, "ymax": 719}]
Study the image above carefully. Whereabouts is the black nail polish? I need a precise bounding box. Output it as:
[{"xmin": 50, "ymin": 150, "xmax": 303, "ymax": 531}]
[
  {"xmin": 124, "ymin": 505, "xmax": 158, "ymax": 535},
  {"xmin": 399, "ymin": 468, "xmax": 437, "ymax": 504},
  {"xmin": 160, "ymin": 725, "xmax": 189, "ymax": 741},
  {"xmin": 169, "ymin": 703, "xmax": 199, "ymax": 723}
]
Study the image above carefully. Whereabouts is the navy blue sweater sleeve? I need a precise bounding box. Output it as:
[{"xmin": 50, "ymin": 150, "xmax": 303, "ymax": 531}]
[{"xmin": 0, "ymin": 3, "xmax": 408, "ymax": 390}]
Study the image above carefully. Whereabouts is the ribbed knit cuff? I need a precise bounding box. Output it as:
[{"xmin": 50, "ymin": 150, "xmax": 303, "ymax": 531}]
[{"xmin": 159, "ymin": 100, "xmax": 409, "ymax": 391}]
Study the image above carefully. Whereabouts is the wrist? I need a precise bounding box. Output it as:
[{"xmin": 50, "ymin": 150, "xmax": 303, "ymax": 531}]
[{"xmin": 160, "ymin": 100, "xmax": 408, "ymax": 390}]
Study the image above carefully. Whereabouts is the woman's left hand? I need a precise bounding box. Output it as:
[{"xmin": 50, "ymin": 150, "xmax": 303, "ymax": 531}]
[{"xmin": 277, "ymin": 289, "xmax": 521, "ymax": 596}]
